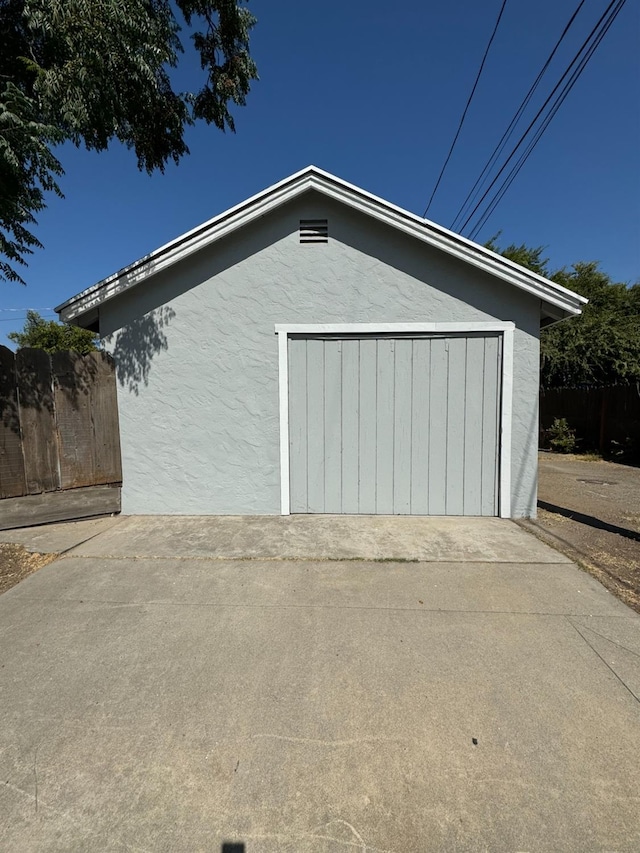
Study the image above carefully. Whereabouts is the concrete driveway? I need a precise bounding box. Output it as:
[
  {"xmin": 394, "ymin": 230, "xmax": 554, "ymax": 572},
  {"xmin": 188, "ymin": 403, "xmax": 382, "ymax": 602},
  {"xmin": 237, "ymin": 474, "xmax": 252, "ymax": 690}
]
[{"xmin": 1, "ymin": 516, "xmax": 639, "ymax": 852}]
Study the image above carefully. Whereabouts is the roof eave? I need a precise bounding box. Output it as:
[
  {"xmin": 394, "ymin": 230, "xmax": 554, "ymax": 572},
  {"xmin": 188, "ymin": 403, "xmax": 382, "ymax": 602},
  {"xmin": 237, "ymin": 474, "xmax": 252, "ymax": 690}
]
[{"xmin": 56, "ymin": 166, "xmax": 587, "ymax": 325}]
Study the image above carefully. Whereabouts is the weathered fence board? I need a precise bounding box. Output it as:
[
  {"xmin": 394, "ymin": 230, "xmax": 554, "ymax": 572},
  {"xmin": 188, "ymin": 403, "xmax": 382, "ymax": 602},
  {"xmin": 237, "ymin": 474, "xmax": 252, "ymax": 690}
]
[
  {"xmin": 52, "ymin": 350, "xmax": 96, "ymax": 489},
  {"xmin": 0, "ymin": 346, "xmax": 122, "ymax": 518},
  {"xmin": 0, "ymin": 485, "xmax": 121, "ymax": 531},
  {"xmin": 16, "ymin": 349, "xmax": 58, "ymax": 494},
  {"xmin": 0, "ymin": 347, "xmax": 27, "ymax": 499},
  {"xmin": 88, "ymin": 352, "xmax": 122, "ymax": 485}
]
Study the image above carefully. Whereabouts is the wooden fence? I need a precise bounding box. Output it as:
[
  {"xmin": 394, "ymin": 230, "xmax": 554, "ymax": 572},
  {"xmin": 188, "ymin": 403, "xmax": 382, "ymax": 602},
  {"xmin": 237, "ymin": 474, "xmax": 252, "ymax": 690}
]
[
  {"xmin": 0, "ymin": 346, "xmax": 121, "ymax": 527},
  {"xmin": 540, "ymin": 384, "xmax": 640, "ymax": 456}
]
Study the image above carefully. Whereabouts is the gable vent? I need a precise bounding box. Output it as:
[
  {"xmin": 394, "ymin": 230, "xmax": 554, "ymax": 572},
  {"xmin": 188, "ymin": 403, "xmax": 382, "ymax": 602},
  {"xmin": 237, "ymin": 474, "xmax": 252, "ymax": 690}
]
[{"xmin": 300, "ymin": 219, "xmax": 328, "ymax": 243}]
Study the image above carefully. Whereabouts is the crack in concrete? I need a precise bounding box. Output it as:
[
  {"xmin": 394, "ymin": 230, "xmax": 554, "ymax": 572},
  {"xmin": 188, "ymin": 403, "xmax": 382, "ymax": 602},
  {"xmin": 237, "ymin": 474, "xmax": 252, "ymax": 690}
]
[
  {"xmin": 252, "ymin": 734, "xmax": 409, "ymax": 747},
  {"xmin": 570, "ymin": 621, "xmax": 640, "ymax": 660},
  {"xmin": 10, "ymin": 596, "xmax": 628, "ymax": 617},
  {"xmin": 567, "ymin": 617, "xmax": 640, "ymax": 705},
  {"xmin": 58, "ymin": 553, "xmax": 572, "ymax": 564}
]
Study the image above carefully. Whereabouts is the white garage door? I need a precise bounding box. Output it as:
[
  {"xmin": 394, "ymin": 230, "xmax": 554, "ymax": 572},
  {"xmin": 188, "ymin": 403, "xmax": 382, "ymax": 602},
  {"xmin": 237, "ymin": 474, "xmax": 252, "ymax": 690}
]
[{"xmin": 287, "ymin": 334, "xmax": 502, "ymax": 515}]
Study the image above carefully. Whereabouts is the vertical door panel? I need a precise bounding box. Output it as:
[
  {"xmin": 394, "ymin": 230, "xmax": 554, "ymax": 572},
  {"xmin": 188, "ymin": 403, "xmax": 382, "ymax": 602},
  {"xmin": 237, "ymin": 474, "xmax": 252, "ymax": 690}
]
[
  {"xmin": 410, "ymin": 339, "xmax": 430, "ymax": 514},
  {"xmin": 305, "ymin": 339, "xmax": 325, "ymax": 512},
  {"xmin": 323, "ymin": 341, "xmax": 342, "ymax": 512},
  {"xmin": 341, "ymin": 340, "xmax": 360, "ymax": 513},
  {"xmin": 445, "ymin": 337, "xmax": 467, "ymax": 515},
  {"xmin": 393, "ymin": 338, "xmax": 413, "ymax": 514},
  {"xmin": 375, "ymin": 339, "xmax": 395, "ymax": 515},
  {"xmin": 427, "ymin": 338, "xmax": 448, "ymax": 515},
  {"xmin": 462, "ymin": 336, "xmax": 486, "ymax": 515},
  {"xmin": 358, "ymin": 339, "xmax": 377, "ymax": 513}
]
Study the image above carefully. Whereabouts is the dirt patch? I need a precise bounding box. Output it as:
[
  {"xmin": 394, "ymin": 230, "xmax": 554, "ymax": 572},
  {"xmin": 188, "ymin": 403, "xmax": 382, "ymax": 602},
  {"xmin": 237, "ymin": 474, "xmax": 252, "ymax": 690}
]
[
  {"xmin": 524, "ymin": 453, "xmax": 640, "ymax": 615},
  {"xmin": 0, "ymin": 543, "xmax": 58, "ymax": 595}
]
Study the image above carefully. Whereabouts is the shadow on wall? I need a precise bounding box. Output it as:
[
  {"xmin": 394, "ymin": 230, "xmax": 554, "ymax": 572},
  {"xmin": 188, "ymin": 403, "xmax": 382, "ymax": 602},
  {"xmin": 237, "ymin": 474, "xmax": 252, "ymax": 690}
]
[
  {"xmin": 221, "ymin": 844, "xmax": 245, "ymax": 852},
  {"xmin": 108, "ymin": 306, "xmax": 175, "ymax": 396},
  {"xmin": 100, "ymin": 214, "xmax": 293, "ymax": 392}
]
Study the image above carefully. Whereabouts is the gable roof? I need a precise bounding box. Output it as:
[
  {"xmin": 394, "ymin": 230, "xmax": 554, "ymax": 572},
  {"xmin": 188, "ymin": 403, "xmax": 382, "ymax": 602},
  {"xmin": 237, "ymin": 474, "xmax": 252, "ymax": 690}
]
[{"xmin": 56, "ymin": 165, "xmax": 586, "ymax": 326}]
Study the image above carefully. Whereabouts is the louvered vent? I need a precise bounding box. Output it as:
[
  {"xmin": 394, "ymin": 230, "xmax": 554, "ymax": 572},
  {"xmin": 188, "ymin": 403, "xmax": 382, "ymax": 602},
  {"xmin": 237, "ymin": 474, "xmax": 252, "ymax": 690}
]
[{"xmin": 300, "ymin": 219, "xmax": 328, "ymax": 243}]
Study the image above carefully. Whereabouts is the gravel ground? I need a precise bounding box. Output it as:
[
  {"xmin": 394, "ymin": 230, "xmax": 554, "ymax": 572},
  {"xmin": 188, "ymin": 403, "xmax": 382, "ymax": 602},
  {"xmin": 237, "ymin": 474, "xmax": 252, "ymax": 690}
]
[
  {"xmin": 0, "ymin": 543, "xmax": 58, "ymax": 595},
  {"xmin": 521, "ymin": 452, "xmax": 640, "ymax": 613}
]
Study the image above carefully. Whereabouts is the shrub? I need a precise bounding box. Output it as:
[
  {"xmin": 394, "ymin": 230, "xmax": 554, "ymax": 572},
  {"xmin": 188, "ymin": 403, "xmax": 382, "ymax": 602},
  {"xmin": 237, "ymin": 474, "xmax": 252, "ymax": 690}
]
[{"xmin": 547, "ymin": 417, "xmax": 577, "ymax": 453}]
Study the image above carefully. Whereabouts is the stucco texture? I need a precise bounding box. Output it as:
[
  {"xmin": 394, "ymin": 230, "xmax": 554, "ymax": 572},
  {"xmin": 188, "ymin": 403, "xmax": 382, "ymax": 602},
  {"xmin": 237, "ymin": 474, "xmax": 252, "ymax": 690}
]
[{"xmin": 101, "ymin": 190, "xmax": 540, "ymax": 517}]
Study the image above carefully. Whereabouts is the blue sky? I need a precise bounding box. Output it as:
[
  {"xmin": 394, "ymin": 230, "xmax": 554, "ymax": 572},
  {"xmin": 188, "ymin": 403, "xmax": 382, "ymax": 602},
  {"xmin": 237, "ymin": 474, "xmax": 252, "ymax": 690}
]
[{"xmin": 2, "ymin": 0, "xmax": 639, "ymax": 346}]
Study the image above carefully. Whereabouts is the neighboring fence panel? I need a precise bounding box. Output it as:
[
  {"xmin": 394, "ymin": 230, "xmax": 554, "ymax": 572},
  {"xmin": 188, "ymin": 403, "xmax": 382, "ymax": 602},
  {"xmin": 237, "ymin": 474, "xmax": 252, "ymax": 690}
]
[
  {"xmin": 16, "ymin": 348, "xmax": 58, "ymax": 494},
  {"xmin": 0, "ymin": 346, "xmax": 122, "ymax": 501},
  {"xmin": 540, "ymin": 385, "xmax": 640, "ymax": 453},
  {"xmin": 0, "ymin": 347, "xmax": 27, "ymax": 499}
]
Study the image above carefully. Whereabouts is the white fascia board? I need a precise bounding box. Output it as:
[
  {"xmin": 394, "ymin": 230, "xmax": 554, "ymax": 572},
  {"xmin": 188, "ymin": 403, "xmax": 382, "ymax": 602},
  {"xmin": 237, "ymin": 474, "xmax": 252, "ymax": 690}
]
[
  {"xmin": 56, "ymin": 165, "xmax": 586, "ymax": 323},
  {"xmin": 275, "ymin": 322, "xmax": 515, "ymax": 334}
]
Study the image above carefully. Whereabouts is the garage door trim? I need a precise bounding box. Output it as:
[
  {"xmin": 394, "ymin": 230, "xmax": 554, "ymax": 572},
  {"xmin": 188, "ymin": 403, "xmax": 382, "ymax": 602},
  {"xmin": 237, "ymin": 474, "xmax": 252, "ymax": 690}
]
[{"xmin": 276, "ymin": 322, "xmax": 515, "ymax": 518}]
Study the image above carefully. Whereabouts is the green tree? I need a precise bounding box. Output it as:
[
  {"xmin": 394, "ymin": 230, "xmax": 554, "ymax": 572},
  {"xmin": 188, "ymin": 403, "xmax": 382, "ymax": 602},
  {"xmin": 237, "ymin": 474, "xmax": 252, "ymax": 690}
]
[
  {"xmin": 487, "ymin": 237, "xmax": 640, "ymax": 388},
  {"xmin": 1, "ymin": 0, "xmax": 257, "ymax": 284},
  {"xmin": 542, "ymin": 263, "xmax": 640, "ymax": 388},
  {"xmin": 8, "ymin": 309, "xmax": 99, "ymax": 353}
]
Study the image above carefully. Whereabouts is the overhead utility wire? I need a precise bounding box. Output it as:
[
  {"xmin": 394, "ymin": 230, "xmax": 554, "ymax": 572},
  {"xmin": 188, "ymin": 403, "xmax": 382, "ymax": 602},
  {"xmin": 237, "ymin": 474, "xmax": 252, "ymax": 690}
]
[
  {"xmin": 468, "ymin": 0, "xmax": 626, "ymax": 241},
  {"xmin": 467, "ymin": 0, "xmax": 626, "ymax": 240},
  {"xmin": 458, "ymin": 0, "xmax": 626, "ymax": 238},
  {"xmin": 423, "ymin": 0, "xmax": 509, "ymax": 217},
  {"xmin": 450, "ymin": 0, "xmax": 588, "ymax": 232}
]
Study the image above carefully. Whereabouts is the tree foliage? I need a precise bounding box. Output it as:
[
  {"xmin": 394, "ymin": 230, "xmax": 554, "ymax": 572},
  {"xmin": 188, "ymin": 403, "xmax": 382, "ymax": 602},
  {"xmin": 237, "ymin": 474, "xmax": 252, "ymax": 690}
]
[
  {"xmin": 1, "ymin": 0, "xmax": 257, "ymax": 283},
  {"xmin": 484, "ymin": 235, "xmax": 549, "ymax": 277},
  {"xmin": 487, "ymin": 235, "xmax": 640, "ymax": 388},
  {"xmin": 8, "ymin": 309, "xmax": 99, "ymax": 353}
]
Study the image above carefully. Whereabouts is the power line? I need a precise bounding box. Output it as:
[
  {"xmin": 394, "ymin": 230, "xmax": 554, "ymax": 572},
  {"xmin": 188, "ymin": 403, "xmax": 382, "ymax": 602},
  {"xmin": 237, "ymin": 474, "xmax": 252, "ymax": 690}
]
[
  {"xmin": 423, "ymin": 0, "xmax": 509, "ymax": 218},
  {"xmin": 459, "ymin": 0, "xmax": 626, "ymax": 238},
  {"xmin": 461, "ymin": 0, "xmax": 625, "ymax": 237},
  {"xmin": 463, "ymin": 0, "xmax": 626, "ymax": 240},
  {"xmin": 469, "ymin": 0, "xmax": 627, "ymax": 240},
  {"xmin": 450, "ymin": 0, "xmax": 588, "ymax": 232}
]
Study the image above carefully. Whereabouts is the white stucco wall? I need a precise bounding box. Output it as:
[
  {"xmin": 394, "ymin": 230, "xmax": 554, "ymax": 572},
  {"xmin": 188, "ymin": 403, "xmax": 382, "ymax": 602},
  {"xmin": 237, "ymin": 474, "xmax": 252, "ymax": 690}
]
[{"xmin": 100, "ymin": 191, "xmax": 540, "ymax": 517}]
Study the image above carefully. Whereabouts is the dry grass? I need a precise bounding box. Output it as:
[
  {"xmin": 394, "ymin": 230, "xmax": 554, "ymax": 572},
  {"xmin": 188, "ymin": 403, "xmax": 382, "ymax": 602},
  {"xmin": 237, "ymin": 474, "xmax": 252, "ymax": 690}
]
[{"xmin": 0, "ymin": 543, "xmax": 58, "ymax": 595}]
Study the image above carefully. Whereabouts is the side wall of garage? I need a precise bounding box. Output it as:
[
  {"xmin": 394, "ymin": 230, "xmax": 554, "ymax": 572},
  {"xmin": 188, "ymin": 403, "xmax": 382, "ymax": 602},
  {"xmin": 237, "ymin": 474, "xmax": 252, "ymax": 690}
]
[{"xmin": 100, "ymin": 191, "xmax": 540, "ymax": 517}]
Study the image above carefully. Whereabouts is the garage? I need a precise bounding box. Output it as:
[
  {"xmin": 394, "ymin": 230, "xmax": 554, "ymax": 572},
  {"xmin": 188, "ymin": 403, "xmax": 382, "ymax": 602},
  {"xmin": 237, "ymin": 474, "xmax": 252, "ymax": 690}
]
[
  {"xmin": 281, "ymin": 324, "xmax": 510, "ymax": 517},
  {"xmin": 56, "ymin": 167, "xmax": 586, "ymax": 518}
]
